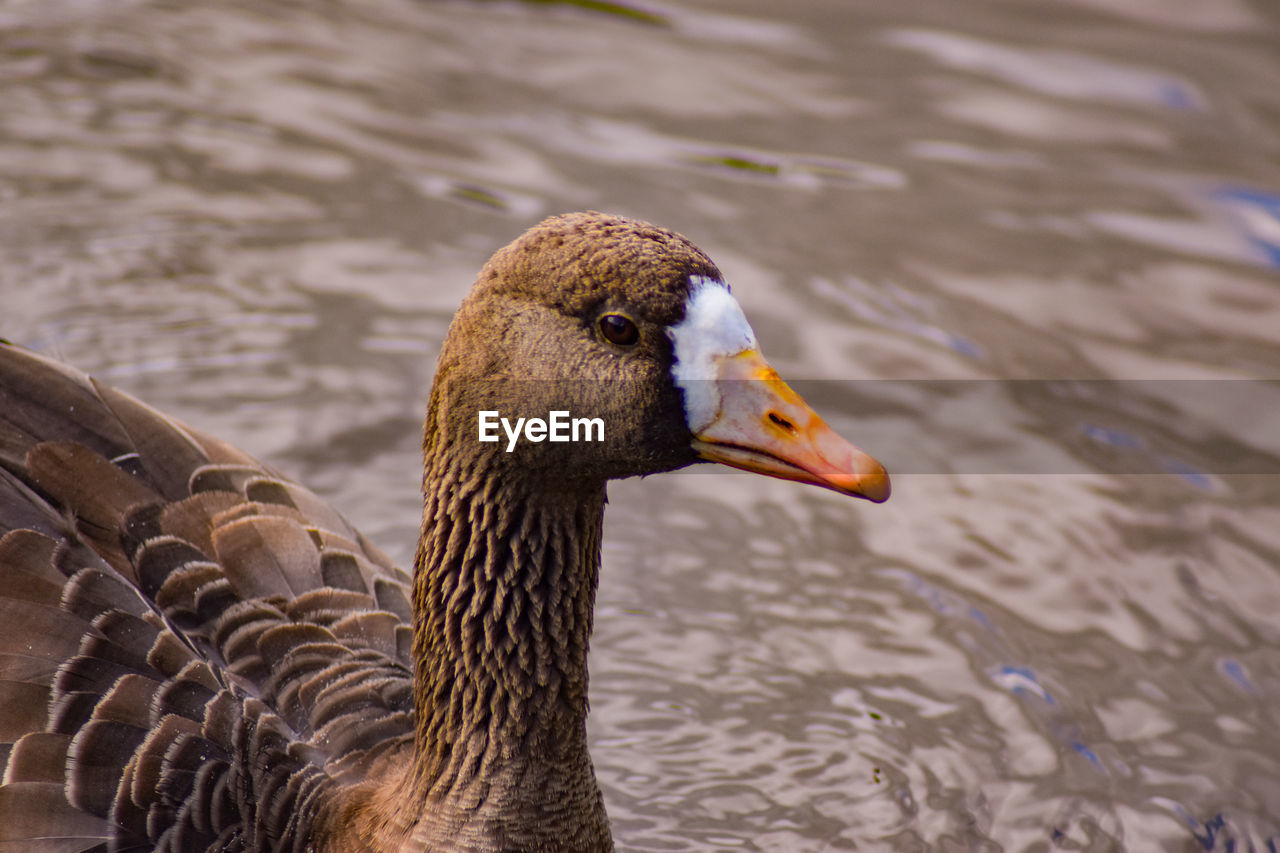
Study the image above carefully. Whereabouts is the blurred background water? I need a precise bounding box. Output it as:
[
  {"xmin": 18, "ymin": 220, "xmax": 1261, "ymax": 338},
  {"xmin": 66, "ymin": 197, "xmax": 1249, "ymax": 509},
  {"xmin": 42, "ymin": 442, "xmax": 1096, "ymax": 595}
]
[{"xmin": 2, "ymin": 0, "xmax": 1279, "ymax": 848}]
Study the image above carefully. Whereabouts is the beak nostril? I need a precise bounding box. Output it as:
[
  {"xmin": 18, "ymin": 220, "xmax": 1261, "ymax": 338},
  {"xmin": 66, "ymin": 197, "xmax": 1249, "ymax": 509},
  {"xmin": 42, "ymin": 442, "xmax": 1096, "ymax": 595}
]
[{"xmin": 767, "ymin": 411, "xmax": 796, "ymax": 434}]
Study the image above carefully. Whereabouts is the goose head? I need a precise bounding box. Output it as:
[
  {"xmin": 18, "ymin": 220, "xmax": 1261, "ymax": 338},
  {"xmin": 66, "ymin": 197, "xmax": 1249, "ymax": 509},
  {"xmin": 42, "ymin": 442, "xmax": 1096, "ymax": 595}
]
[{"xmin": 425, "ymin": 211, "xmax": 889, "ymax": 502}]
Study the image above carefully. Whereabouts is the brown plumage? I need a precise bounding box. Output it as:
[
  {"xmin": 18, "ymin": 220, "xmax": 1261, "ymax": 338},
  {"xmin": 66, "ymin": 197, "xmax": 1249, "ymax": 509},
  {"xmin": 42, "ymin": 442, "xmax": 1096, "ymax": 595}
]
[{"xmin": 0, "ymin": 212, "xmax": 887, "ymax": 852}]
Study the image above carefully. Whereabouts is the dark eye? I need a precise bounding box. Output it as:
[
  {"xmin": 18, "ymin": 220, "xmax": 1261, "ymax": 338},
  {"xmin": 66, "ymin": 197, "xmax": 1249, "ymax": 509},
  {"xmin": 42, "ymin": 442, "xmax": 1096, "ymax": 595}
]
[{"xmin": 598, "ymin": 313, "xmax": 640, "ymax": 346}]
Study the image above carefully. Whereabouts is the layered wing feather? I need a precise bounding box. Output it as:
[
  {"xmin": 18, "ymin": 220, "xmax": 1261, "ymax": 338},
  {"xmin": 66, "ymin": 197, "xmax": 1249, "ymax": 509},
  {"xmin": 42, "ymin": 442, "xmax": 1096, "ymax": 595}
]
[{"xmin": 0, "ymin": 343, "xmax": 416, "ymax": 852}]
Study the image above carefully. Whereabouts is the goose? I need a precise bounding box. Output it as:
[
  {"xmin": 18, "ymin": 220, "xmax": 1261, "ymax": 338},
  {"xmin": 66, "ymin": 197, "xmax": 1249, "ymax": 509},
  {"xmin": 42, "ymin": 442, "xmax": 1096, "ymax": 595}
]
[{"xmin": 0, "ymin": 211, "xmax": 888, "ymax": 852}]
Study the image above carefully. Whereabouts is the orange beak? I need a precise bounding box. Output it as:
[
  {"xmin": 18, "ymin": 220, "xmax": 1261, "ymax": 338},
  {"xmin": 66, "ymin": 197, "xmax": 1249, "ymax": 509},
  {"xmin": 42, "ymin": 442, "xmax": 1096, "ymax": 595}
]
[{"xmin": 691, "ymin": 350, "xmax": 890, "ymax": 502}]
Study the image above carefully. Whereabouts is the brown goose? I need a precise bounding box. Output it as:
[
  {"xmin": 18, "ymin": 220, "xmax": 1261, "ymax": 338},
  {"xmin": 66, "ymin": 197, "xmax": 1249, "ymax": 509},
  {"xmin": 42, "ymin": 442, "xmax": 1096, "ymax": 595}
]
[{"xmin": 0, "ymin": 211, "xmax": 888, "ymax": 852}]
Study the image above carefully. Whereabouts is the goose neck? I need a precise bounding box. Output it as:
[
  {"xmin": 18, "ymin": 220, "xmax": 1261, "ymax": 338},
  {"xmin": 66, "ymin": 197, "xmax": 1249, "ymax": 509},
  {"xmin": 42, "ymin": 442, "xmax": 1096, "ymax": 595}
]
[{"xmin": 402, "ymin": 447, "xmax": 612, "ymax": 846}]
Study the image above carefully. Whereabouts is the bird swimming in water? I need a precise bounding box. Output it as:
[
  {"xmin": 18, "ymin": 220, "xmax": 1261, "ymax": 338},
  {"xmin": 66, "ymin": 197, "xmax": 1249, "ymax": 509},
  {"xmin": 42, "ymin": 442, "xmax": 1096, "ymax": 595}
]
[{"xmin": 0, "ymin": 211, "xmax": 887, "ymax": 851}]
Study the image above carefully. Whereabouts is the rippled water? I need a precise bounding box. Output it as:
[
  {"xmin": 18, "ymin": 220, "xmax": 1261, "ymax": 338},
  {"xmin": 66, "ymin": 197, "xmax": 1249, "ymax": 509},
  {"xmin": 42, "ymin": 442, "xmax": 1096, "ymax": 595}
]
[{"xmin": 3, "ymin": 0, "xmax": 1279, "ymax": 848}]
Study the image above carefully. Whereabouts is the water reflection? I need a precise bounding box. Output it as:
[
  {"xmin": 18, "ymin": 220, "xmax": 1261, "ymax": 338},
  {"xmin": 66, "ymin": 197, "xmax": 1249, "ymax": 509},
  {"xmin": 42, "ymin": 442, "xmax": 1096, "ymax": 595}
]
[{"xmin": 3, "ymin": 0, "xmax": 1279, "ymax": 848}]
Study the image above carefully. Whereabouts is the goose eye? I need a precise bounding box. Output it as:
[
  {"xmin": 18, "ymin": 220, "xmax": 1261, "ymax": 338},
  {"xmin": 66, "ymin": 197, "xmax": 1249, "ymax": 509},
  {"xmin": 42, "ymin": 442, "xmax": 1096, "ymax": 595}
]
[{"xmin": 598, "ymin": 313, "xmax": 640, "ymax": 346}]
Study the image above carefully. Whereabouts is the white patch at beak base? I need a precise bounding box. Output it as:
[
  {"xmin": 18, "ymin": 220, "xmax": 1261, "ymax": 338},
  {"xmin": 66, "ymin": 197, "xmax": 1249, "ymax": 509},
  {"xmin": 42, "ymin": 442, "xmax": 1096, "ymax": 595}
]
[{"xmin": 667, "ymin": 276, "xmax": 759, "ymax": 433}]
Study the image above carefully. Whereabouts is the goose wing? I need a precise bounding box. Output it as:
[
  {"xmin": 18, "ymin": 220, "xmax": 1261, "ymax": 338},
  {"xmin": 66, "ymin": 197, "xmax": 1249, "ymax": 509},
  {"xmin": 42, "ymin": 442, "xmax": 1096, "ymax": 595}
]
[{"xmin": 0, "ymin": 343, "xmax": 415, "ymax": 852}]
